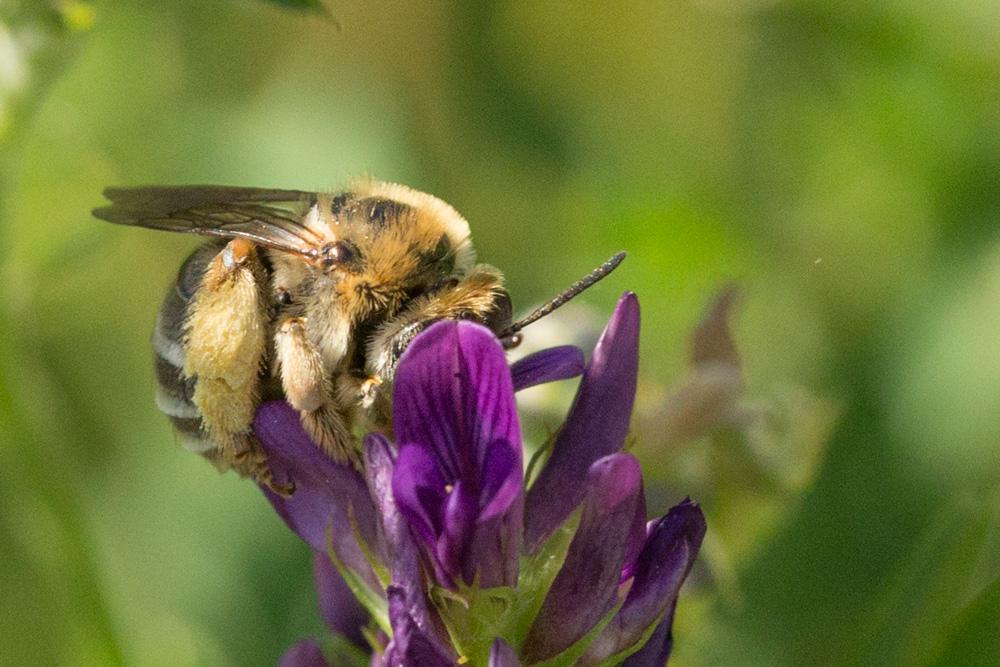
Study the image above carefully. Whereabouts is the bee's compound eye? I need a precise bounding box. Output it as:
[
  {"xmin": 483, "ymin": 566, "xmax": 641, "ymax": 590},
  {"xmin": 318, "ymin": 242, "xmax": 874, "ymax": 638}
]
[{"xmin": 320, "ymin": 241, "xmax": 357, "ymax": 269}]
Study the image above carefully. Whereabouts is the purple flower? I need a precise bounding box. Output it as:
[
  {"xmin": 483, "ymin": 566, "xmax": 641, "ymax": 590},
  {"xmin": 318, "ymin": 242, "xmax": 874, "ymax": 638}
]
[
  {"xmin": 256, "ymin": 292, "xmax": 705, "ymax": 666},
  {"xmin": 390, "ymin": 319, "xmax": 525, "ymax": 589}
]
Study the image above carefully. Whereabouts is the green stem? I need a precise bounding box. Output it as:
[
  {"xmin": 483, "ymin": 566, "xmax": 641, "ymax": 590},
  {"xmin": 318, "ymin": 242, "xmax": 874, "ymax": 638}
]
[{"xmin": 0, "ymin": 5, "xmax": 125, "ymax": 663}]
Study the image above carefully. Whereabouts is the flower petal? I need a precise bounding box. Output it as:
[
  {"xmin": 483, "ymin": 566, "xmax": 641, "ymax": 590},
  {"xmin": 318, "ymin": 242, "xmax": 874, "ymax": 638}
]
[
  {"xmin": 394, "ymin": 320, "xmax": 521, "ymax": 488},
  {"xmin": 279, "ymin": 638, "xmax": 328, "ymax": 667},
  {"xmin": 254, "ymin": 401, "xmax": 378, "ymax": 586},
  {"xmin": 392, "ymin": 443, "xmax": 447, "ymax": 547},
  {"xmin": 620, "ymin": 479, "xmax": 649, "ymax": 584},
  {"xmin": 384, "ymin": 586, "xmax": 456, "ymax": 666},
  {"xmin": 438, "ymin": 480, "xmax": 477, "ymax": 583},
  {"xmin": 523, "ymin": 453, "xmax": 645, "ymax": 663},
  {"xmin": 478, "ymin": 438, "xmax": 522, "ymax": 522},
  {"xmin": 466, "ymin": 497, "xmax": 524, "ymax": 588},
  {"xmin": 312, "ymin": 550, "xmax": 367, "ymax": 647},
  {"xmin": 392, "ymin": 321, "xmax": 524, "ymax": 587},
  {"xmin": 489, "ymin": 637, "xmax": 522, "ymax": 667},
  {"xmin": 525, "ymin": 292, "xmax": 641, "ymax": 551},
  {"xmin": 364, "ymin": 435, "xmax": 451, "ymax": 649},
  {"xmin": 620, "ymin": 601, "xmax": 675, "ymax": 667},
  {"xmin": 361, "ymin": 433, "xmax": 397, "ymax": 564},
  {"xmin": 584, "ymin": 499, "xmax": 706, "ymax": 663},
  {"xmin": 467, "ymin": 440, "xmax": 525, "ymax": 587},
  {"xmin": 510, "ymin": 345, "xmax": 585, "ymax": 391}
]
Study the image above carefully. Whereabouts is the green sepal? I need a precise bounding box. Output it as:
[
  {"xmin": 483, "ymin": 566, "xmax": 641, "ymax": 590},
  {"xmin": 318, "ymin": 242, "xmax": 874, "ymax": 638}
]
[
  {"xmin": 592, "ymin": 606, "xmax": 669, "ymax": 667},
  {"xmin": 348, "ymin": 503, "xmax": 391, "ymax": 589},
  {"xmin": 531, "ymin": 600, "xmax": 623, "ymax": 667},
  {"xmin": 360, "ymin": 623, "xmax": 386, "ymax": 656},
  {"xmin": 431, "ymin": 579, "xmax": 518, "ymax": 666},
  {"xmin": 426, "ymin": 512, "xmax": 581, "ymax": 665},
  {"xmin": 507, "ymin": 514, "xmax": 579, "ymax": 648},
  {"xmin": 524, "ymin": 433, "xmax": 556, "ymax": 489},
  {"xmin": 325, "ymin": 525, "xmax": 390, "ymax": 635}
]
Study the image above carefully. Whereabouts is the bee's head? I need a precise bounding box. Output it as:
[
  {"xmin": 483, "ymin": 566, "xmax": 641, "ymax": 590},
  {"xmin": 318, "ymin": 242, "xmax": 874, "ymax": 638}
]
[{"xmin": 309, "ymin": 182, "xmax": 476, "ymax": 320}]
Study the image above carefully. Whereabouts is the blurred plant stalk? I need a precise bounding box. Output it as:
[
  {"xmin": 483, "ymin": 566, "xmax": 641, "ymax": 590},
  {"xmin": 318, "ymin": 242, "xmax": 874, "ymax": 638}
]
[
  {"xmin": 1, "ymin": 1, "xmax": 94, "ymax": 260},
  {"xmin": 0, "ymin": 4, "xmax": 123, "ymax": 665},
  {"xmin": 634, "ymin": 288, "xmax": 838, "ymax": 606}
]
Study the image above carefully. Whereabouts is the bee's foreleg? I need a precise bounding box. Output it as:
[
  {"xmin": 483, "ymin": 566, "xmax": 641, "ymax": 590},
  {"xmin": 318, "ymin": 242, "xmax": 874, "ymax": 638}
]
[
  {"xmin": 184, "ymin": 239, "xmax": 271, "ymax": 479},
  {"xmin": 369, "ymin": 264, "xmax": 510, "ymax": 380},
  {"xmin": 429, "ymin": 264, "xmax": 510, "ymax": 327},
  {"xmin": 360, "ymin": 265, "xmax": 511, "ymax": 433},
  {"xmin": 275, "ymin": 316, "xmax": 357, "ymax": 464}
]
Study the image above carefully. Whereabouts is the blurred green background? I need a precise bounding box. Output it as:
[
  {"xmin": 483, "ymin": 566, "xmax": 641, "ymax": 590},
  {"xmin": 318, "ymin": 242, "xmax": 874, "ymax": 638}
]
[{"xmin": 1, "ymin": 1, "xmax": 998, "ymax": 665}]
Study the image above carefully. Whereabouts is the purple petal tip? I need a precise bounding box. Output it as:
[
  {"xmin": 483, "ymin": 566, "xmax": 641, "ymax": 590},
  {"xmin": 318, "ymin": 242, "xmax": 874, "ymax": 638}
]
[
  {"xmin": 278, "ymin": 638, "xmax": 328, "ymax": 667},
  {"xmin": 510, "ymin": 345, "xmax": 585, "ymax": 392},
  {"xmin": 524, "ymin": 292, "xmax": 641, "ymax": 550},
  {"xmin": 523, "ymin": 453, "xmax": 645, "ymax": 662},
  {"xmin": 585, "ymin": 497, "xmax": 705, "ymax": 663}
]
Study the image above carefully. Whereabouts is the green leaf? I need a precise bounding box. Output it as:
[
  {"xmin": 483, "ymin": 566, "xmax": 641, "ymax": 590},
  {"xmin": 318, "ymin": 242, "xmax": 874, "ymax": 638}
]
[
  {"xmin": 930, "ymin": 576, "xmax": 1000, "ymax": 667},
  {"xmin": 849, "ymin": 491, "xmax": 1000, "ymax": 666}
]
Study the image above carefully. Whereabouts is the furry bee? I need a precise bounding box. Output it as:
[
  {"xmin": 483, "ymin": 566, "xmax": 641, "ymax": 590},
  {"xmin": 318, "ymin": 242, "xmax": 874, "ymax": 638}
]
[{"xmin": 94, "ymin": 180, "xmax": 623, "ymax": 493}]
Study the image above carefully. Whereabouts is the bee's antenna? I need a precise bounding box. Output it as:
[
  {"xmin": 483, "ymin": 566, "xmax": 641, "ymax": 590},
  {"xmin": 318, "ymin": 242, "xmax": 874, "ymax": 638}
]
[{"xmin": 499, "ymin": 251, "xmax": 626, "ymax": 344}]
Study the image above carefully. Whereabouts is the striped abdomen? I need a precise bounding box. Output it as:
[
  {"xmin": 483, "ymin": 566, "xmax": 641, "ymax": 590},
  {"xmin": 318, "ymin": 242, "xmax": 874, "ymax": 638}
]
[{"xmin": 152, "ymin": 243, "xmax": 222, "ymax": 455}]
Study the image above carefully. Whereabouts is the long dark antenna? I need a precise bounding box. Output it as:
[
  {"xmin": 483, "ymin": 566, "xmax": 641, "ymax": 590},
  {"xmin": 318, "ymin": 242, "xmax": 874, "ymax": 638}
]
[{"xmin": 499, "ymin": 251, "xmax": 626, "ymax": 343}]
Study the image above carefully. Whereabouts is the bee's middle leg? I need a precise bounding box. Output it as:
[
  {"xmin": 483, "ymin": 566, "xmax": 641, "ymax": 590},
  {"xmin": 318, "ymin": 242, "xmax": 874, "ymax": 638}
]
[{"xmin": 275, "ymin": 317, "xmax": 356, "ymax": 464}]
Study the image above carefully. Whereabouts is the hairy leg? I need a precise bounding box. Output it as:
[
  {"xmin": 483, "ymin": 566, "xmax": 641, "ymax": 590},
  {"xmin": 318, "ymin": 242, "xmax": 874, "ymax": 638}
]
[
  {"xmin": 183, "ymin": 239, "xmax": 284, "ymax": 487},
  {"xmin": 275, "ymin": 316, "xmax": 357, "ymax": 464}
]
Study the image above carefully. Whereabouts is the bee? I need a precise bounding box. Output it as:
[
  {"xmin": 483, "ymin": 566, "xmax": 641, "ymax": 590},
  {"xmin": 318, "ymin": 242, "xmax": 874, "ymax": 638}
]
[{"xmin": 94, "ymin": 180, "xmax": 624, "ymax": 494}]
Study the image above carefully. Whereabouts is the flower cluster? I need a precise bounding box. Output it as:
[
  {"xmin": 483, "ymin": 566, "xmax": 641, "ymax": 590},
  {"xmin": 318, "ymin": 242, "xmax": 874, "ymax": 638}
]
[{"xmin": 255, "ymin": 293, "xmax": 705, "ymax": 666}]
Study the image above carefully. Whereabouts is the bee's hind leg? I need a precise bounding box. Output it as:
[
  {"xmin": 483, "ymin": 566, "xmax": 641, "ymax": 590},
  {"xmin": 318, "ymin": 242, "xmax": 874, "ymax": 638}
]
[
  {"xmin": 275, "ymin": 316, "xmax": 358, "ymax": 465},
  {"xmin": 185, "ymin": 239, "xmax": 280, "ymax": 486}
]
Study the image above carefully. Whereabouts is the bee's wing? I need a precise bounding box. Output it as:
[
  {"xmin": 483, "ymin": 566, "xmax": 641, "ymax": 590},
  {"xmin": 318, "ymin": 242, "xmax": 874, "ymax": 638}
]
[{"xmin": 93, "ymin": 185, "xmax": 324, "ymax": 258}]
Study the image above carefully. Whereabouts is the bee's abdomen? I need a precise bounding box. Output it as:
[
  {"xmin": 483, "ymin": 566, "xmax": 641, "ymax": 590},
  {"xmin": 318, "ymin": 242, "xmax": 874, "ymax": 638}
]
[{"xmin": 152, "ymin": 243, "xmax": 220, "ymax": 453}]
